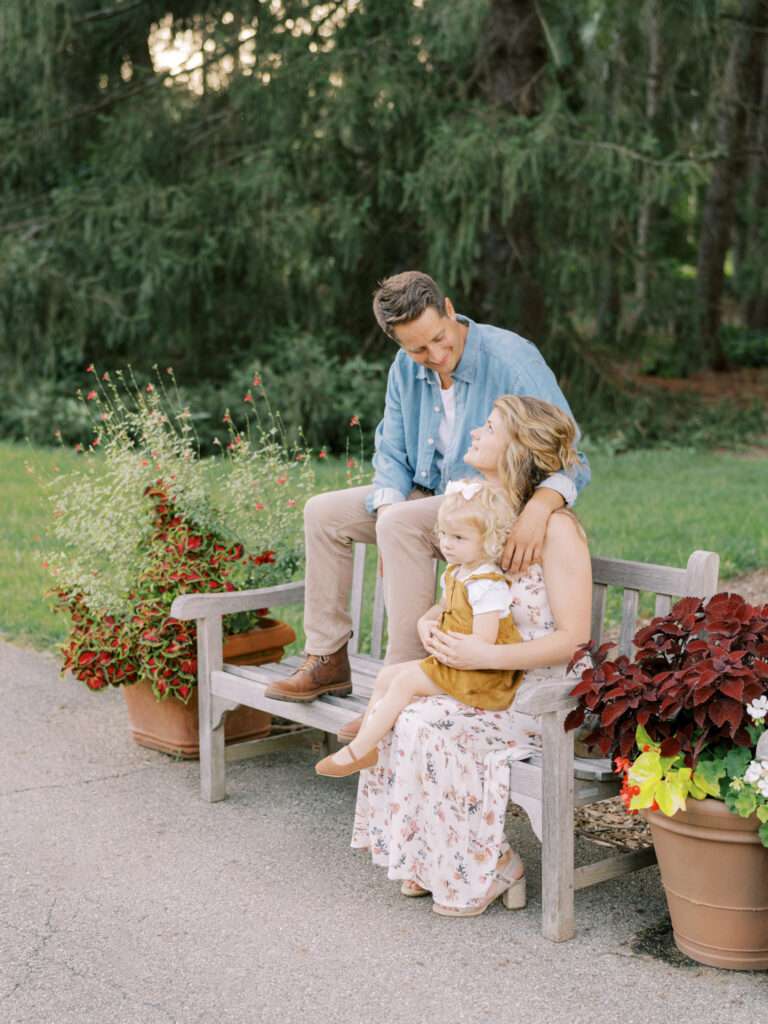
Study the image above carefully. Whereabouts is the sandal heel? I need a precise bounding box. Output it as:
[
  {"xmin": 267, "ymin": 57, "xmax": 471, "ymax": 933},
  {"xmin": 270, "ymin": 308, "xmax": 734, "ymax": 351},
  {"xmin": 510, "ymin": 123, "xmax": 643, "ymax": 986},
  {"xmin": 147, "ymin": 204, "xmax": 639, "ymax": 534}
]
[{"xmin": 502, "ymin": 876, "xmax": 526, "ymax": 910}]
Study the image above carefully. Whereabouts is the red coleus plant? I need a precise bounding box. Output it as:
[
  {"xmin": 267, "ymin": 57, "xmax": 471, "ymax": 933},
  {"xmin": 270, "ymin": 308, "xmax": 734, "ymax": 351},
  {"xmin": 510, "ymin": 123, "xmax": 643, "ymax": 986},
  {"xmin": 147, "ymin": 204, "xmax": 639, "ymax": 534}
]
[
  {"xmin": 57, "ymin": 481, "xmax": 277, "ymax": 703},
  {"xmin": 564, "ymin": 592, "xmax": 768, "ymax": 763}
]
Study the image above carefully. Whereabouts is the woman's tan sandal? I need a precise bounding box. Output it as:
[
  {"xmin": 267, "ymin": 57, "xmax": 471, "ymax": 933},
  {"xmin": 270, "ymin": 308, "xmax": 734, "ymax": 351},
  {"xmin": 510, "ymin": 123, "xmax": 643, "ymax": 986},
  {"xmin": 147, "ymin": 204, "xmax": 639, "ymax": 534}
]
[
  {"xmin": 432, "ymin": 874, "xmax": 526, "ymax": 917},
  {"xmin": 400, "ymin": 880, "xmax": 430, "ymax": 898},
  {"xmin": 337, "ymin": 715, "xmax": 364, "ymax": 743},
  {"xmin": 315, "ymin": 744, "xmax": 378, "ymax": 778}
]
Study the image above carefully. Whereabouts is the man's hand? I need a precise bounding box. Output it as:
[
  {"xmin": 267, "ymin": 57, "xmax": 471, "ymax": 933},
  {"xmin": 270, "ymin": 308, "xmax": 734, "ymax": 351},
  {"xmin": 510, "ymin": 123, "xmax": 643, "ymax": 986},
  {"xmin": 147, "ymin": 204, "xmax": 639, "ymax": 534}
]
[{"xmin": 501, "ymin": 488, "xmax": 564, "ymax": 573}]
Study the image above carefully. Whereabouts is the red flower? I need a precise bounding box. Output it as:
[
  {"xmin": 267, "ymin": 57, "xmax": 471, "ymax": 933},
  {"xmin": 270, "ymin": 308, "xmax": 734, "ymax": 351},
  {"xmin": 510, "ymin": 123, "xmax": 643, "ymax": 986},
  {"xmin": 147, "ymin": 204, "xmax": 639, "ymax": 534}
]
[
  {"xmin": 85, "ymin": 363, "xmax": 95, "ymax": 373},
  {"xmin": 101, "ymin": 372, "xmax": 110, "ymax": 382},
  {"xmin": 243, "ymin": 392, "xmax": 254, "ymax": 404},
  {"xmin": 252, "ymin": 374, "xmax": 262, "ymax": 387},
  {"xmin": 146, "ymin": 383, "xmax": 154, "ymax": 393},
  {"xmin": 254, "ymin": 502, "xmax": 264, "ymax": 511},
  {"xmin": 346, "ymin": 458, "xmax": 355, "ymax": 468},
  {"xmin": 287, "ymin": 499, "xmax": 296, "ymax": 508},
  {"xmin": 276, "ymin": 476, "xmax": 287, "ymax": 485},
  {"xmin": 318, "ymin": 450, "xmax": 327, "ymax": 459},
  {"xmin": 349, "ymin": 415, "xmax": 360, "ymax": 427},
  {"xmin": 86, "ymin": 390, "xmax": 97, "ymax": 401}
]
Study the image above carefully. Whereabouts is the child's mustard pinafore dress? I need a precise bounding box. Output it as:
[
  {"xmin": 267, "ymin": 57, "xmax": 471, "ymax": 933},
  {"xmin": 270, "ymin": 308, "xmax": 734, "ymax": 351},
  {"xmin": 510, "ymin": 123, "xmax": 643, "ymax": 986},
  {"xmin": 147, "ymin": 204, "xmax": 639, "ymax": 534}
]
[{"xmin": 420, "ymin": 564, "xmax": 524, "ymax": 711}]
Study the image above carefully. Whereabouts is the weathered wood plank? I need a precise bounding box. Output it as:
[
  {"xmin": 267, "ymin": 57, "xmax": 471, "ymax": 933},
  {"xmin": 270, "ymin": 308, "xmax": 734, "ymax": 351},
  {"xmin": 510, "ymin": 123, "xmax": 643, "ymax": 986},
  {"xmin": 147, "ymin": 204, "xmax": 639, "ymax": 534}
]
[
  {"xmin": 211, "ymin": 670, "xmax": 359, "ymax": 733},
  {"xmin": 654, "ymin": 593, "xmax": 672, "ymax": 617},
  {"xmin": 348, "ymin": 544, "xmax": 367, "ymax": 656},
  {"xmin": 370, "ymin": 573, "xmax": 386, "ymax": 660},
  {"xmin": 198, "ymin": 615, "xmax": 226, "ymax": 802},
  {"xmin": 591, "ymin": 556, "xmax": 688, "ymax": 595},
  {"xmin": 513, "ymin": 677, "xmax": 577, "ymax": 716},
  {"xmin": 618, "ymin": 588, "xmax": 639, "ymax": 658},
  {"xmin": 540, "ymin": 710, "xmax": 575, "ymax": 941},
  {"xmin": 573, "ymin": 847, "xmax": 657, "ymax": 890},
  {"xmin": 172, "ymin": 581, "xmax": 305, "ymax": 620},
  {"xmin": 684, "ymin": 550, "xmax": 720, "ymax": 598},
  {"xmin": 590, "ymin": 583, "xmax": 607, "ymax": 645}
]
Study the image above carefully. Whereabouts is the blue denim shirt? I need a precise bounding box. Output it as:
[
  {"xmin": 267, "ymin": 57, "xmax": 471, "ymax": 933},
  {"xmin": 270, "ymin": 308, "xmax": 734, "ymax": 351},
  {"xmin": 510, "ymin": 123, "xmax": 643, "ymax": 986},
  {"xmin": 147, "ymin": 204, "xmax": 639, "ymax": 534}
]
[{"xmin": 367, "ymin": 315, "xmax": 591, "ymax": 513}]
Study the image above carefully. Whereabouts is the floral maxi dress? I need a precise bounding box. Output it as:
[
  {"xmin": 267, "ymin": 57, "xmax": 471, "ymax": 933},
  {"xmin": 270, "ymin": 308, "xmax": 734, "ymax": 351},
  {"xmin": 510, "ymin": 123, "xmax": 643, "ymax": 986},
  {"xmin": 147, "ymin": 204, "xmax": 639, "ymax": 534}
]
[{"xmin": 351, "ymin": 562, "xmax": 559, "ymax": 910}]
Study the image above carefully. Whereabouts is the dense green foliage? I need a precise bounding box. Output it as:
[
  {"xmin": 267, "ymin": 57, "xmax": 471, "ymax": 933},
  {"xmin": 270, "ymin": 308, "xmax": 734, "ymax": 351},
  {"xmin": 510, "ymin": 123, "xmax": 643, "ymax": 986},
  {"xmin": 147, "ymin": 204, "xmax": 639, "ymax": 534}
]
[{"xmin": 1, "ymin": 1, "xmax": 767, "ymax": 449}]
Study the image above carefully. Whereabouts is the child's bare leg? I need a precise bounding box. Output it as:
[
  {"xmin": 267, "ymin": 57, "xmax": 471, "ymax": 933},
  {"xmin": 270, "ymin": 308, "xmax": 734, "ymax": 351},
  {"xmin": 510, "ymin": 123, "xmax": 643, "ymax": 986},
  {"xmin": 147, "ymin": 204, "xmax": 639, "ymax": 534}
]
[{"xmin": 331, "ymin": 663, "xmax": 442, "ymax": 765}]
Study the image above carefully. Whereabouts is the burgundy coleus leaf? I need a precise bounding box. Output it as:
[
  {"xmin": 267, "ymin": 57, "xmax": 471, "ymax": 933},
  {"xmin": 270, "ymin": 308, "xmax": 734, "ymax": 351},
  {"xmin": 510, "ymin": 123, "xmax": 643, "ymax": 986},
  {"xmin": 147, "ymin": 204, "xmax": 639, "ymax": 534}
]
[
  {"xmin": 601, "ymin": 700, "xmax": 630, "ymax": 726},
  {"xmin": 691, "ymin": 685, "xmax": 715, "ymax": 706},
  {"xmin": 564, "ymin": 707, "xmax": 585, "ymax": 732},
  {"xmin": 707, "ymin": 698, "xmax": 743, "ymax": 731},
  {"xmin": 718, "ymin": 677, "xmax": 745, "ymax": 701},
  {"xmin": 659, "ymin": 696, "xmax": 682, "ymax": 717},
  {"xmin": 604, "ymin": 685, "xmax": 629, "ymax": 700},
  {"xmin": 569, "ymin": 677, "xmax": 595, "ymax": 698},
  {"xmin": 660, "ymin": 736, "xmax": 681, "ymax": 757}
]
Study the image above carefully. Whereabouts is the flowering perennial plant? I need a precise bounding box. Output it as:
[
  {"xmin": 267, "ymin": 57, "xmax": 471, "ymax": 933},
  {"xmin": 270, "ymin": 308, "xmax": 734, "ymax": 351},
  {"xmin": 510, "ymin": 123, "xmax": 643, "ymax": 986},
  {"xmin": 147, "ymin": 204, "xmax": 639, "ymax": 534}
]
[
  {"xmin": 566, "ymin": 592, "xmax": 768, "ymax": 844},
  {"xmin": 46, "ymin": 367, "xmax": 317, "ymax": 702}
]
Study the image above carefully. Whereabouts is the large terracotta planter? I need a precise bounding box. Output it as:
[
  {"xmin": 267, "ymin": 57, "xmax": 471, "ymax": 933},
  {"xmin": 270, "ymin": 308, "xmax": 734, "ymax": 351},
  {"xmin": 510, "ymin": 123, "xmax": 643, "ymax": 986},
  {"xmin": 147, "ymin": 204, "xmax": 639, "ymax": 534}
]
[
  {"xmin": 122, "ymin": 618, "xmax": 296, "ymax": 759},
  {"xmin": 645, "ymin": 797, "xmax": 768, "ymax": 970}
]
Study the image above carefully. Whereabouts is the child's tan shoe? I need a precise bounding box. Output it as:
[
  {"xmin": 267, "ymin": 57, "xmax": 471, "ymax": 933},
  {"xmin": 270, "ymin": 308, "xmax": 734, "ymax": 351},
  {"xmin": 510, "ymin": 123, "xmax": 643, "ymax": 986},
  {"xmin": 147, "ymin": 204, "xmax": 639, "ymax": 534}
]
[{"xmin": 315, "ymin": 744, "xmax": 378, "ymax": 777}]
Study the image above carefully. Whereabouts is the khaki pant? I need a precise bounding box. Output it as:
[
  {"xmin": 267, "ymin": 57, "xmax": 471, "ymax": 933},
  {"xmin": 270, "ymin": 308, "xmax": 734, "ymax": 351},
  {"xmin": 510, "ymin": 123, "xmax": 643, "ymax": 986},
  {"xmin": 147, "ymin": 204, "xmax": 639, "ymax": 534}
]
[{"xmin": 303, "ymin": 484, "xmax": 445, "ymax": 664}]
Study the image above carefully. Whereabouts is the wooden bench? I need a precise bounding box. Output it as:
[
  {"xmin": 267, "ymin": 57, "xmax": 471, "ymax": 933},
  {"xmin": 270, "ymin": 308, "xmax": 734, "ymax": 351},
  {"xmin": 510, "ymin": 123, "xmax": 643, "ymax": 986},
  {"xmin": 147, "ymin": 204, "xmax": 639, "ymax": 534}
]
[{"xmin": 170, "ymin": 545, "xmax": 720, "ymax": 941}]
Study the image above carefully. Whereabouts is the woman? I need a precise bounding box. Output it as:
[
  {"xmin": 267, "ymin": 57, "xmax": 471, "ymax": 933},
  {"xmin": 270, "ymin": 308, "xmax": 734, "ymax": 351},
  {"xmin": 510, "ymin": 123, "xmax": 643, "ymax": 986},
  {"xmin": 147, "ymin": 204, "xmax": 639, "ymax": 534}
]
[{"xmin": 350, "ymin": 395, "xmax": 592, "ymax": 916}]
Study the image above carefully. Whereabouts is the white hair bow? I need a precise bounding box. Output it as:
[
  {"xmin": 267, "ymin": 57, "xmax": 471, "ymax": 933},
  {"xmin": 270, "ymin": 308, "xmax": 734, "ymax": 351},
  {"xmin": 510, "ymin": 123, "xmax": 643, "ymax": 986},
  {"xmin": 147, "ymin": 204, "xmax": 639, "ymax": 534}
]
[{"xmin": 445, "ymin": 479, "xmax": 483, "ymax": 501}]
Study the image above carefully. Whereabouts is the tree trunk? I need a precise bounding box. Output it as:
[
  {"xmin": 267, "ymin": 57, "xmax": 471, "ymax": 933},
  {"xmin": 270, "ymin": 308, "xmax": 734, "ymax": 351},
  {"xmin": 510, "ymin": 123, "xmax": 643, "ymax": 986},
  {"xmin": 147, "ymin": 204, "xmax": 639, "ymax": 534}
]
[
  {"xmin": 477, "ymin": 0, "xmax": 548, "ymax": 342},
  {"xmin": 745, "ymin": 59, "xmax": 768, "ymax": 327},
  {"xmin": 634, "ymin": 0, "xmax": 661, "ymax": 316},
  {"xmin": 696, "ymin": 0, "xmax": 768, "ymax": 370}
]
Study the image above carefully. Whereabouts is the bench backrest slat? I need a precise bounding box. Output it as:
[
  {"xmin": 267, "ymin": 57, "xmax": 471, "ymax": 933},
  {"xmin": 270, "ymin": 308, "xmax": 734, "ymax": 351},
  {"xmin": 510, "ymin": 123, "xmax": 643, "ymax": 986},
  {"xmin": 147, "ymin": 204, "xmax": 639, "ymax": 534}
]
[
  {"xmin": 350, "ymin": 546, "xmax": 720, "ymax": 661},
  {"xmin": 370, "ymin": 575, "xmax": 386, "ymax": 660},
  {"xmin": 348, "ymin": 544, "xmax": 367, "ymax": 656}
]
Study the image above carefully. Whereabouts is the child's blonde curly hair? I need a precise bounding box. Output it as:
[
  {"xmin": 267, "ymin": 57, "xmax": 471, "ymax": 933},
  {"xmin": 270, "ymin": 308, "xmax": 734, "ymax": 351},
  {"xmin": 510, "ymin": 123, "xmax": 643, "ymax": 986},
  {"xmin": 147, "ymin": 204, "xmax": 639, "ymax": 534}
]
[{"xmin": 436, "ymin": 479, "xmax": 518, "ymax": 563}]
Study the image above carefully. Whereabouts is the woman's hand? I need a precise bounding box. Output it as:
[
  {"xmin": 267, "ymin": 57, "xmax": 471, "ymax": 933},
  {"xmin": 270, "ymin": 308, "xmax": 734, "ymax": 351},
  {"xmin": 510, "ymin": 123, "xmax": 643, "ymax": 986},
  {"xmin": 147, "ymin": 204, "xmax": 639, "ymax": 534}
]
[{"xmin": 425, "ymin": 628, "xmax": 498, "ymax": 670}]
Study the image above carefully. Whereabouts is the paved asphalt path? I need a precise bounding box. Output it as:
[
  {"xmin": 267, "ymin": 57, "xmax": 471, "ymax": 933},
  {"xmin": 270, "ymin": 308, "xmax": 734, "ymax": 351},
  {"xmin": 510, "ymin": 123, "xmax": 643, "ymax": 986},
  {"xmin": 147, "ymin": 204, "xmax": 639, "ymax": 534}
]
[{"xmin": 1, "ymin": 640, "xmax": 765, "ymax": 1024}]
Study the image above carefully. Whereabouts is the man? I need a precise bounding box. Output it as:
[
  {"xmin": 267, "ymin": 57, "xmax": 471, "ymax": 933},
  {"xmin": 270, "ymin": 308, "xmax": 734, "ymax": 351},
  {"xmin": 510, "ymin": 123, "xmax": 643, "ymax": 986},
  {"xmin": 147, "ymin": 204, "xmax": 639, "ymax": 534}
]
[{"xmin": 265, "ymin": 271, "xmax": 590, "ymax": 702}]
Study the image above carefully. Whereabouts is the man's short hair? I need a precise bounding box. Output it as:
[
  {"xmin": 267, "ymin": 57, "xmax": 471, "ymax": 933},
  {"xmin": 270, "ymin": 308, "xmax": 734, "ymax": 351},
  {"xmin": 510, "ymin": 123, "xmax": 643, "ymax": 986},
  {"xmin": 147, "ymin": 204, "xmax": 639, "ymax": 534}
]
[{"xmin": 372, "ymin": 271, "xmax": 447, "ymax": 340}]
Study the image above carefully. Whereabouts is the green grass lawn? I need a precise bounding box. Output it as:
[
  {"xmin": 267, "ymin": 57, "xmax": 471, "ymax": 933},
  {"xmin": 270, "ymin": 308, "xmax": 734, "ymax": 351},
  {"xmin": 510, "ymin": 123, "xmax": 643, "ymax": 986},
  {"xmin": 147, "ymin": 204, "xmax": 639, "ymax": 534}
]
[{"xmin": 2, "ymin": 440, "xmax": 766, "ymax": 654}]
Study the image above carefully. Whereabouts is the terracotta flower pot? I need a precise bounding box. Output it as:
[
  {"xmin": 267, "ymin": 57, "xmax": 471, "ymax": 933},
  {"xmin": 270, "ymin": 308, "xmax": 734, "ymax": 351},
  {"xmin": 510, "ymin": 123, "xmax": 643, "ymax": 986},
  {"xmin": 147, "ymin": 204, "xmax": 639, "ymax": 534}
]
[
  {"xmin": 122, "ymin": 618, "xmax": 296, "ymax": 759},
  {"xmin": 645, "ymin": 797, "xmax": 768, "ymax": 970}
]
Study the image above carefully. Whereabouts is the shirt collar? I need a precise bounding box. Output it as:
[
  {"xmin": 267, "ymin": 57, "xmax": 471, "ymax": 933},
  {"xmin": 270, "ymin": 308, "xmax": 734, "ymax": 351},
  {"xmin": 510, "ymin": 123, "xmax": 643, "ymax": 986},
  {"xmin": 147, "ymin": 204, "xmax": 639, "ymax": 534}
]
[{"xmin": 414, "ymin": 314, "xmax": 478, "ymax": 383}]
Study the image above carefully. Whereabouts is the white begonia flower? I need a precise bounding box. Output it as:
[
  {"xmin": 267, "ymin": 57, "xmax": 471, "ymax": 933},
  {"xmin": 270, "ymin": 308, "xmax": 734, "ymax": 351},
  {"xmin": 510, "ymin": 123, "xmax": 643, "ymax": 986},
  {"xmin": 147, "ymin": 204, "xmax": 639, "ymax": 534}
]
[
  {"xmin": 758, "ymin": 777, "xmax": 768, "ymax": 799},
  {"xmin": 744, "ymin": 761, "xmax": 763, "ymax": 785},
  {"xmin": 746, "ymin": 696, "xmax": 768, "ymax": 721}
]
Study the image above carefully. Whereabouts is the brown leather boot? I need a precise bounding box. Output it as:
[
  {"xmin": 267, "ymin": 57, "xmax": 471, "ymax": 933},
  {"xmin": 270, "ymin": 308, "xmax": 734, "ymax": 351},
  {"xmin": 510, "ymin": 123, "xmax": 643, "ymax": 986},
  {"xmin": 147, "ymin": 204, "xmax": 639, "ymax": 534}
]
[{"xmin": 264, "ymin": 644, "xmax": 352, "ymax": 702}]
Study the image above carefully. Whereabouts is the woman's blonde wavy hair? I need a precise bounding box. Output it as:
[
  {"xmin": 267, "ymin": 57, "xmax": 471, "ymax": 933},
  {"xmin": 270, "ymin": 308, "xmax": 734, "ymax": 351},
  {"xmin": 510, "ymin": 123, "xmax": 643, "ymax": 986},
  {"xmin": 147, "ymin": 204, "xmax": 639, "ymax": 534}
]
[
  {"xmin": 492, "ymin": 395, "xmax": 579, "ymax": 513},
  {"xmin": 437, "ymin": 481, "xmax": 518, "ymax": 563}
]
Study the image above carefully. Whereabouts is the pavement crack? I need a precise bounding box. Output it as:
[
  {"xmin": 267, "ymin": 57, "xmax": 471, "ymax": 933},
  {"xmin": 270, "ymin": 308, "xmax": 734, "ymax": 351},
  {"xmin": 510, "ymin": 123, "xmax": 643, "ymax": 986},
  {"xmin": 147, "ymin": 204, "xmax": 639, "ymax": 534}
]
[{"xmin": 0, "ymin": 764, "xmax": 169, "ymax": 798}]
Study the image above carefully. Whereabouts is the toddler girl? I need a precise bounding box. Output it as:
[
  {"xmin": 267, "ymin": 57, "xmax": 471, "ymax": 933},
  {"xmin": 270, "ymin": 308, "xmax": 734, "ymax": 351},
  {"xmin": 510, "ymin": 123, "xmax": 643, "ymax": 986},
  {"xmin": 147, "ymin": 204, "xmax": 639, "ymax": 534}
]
[{"xmin": 315, "ymin": 479, "xmax": 523, "ymax": 778}]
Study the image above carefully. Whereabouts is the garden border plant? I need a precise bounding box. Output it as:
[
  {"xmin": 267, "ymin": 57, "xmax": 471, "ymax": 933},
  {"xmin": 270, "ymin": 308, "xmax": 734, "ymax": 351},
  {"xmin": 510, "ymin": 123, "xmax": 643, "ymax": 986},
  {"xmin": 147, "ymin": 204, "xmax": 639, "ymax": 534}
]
[{"xmin": 43, "ymin": 365, "xmax": 323, "ymax": 704}]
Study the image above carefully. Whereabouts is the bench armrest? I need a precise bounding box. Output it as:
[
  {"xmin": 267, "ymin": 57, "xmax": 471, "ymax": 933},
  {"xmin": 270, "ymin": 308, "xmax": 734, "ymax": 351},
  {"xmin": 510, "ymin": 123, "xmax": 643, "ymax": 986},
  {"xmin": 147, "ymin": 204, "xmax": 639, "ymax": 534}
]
[
  {"xmin": 514, "ymin": 673, "xmax": 578, "ymax": 716},
  {"xmin": 170, "ymin": 580, "xmax": 306, "ymax": 621}
]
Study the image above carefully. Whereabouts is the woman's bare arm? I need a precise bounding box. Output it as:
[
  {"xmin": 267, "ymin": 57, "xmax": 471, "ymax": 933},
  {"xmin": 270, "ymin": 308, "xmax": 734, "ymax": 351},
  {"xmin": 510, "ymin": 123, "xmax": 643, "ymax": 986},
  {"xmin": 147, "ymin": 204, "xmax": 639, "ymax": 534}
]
[{"xmin": 425, "ymin": 512, "xmax": 591, "ymax": 671}]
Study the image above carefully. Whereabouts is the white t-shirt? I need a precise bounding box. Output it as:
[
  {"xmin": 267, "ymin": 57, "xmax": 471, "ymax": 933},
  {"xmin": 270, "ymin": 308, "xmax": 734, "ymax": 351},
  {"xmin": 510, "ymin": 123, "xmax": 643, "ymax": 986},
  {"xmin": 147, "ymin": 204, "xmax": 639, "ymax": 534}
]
[
  {"xmin": 441, "ymin": 562, "xmax": 512, "ymax": 617},
  {"xmin": 435, "ymin": 384, "xmax": 456, "ymax": 468}
]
